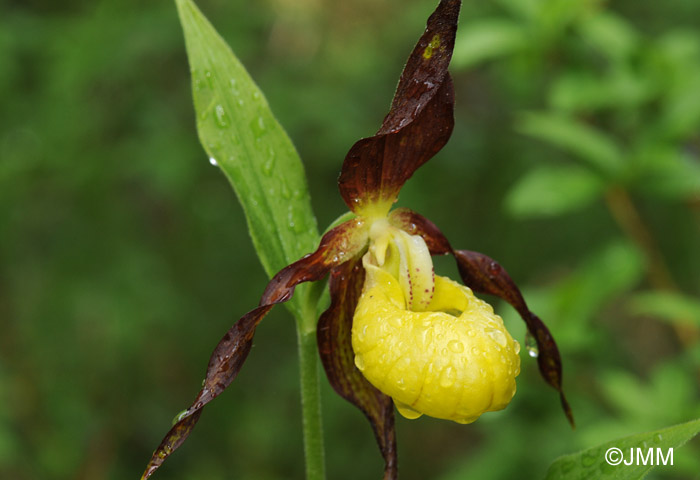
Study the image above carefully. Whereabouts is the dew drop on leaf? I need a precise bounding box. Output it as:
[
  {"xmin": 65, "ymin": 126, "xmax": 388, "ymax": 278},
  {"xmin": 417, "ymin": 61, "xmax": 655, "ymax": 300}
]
[
  {"xmin": 209, "ymin": 157, "xmax": 218, "ymax": 166},
  {"xmin": 262, "ymin": 158, "xmax": 274, "ymax": 176},
  {"xmin": 214, "ymin": 104, "xmax": 229, "ymax": 128}
]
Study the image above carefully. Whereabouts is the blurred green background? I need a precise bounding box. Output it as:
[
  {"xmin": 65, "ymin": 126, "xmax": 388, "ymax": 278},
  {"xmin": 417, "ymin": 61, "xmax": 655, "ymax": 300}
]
[{"xmin": 2, "ymin": 0, "xmax": 700, "ymax": 478}]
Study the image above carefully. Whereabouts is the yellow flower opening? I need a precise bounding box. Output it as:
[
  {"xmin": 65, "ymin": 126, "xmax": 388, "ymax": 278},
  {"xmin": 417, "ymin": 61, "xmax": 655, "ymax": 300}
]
[{"xmin": 352, "ymin": 220, "xmax": 521, "ymax": 424}]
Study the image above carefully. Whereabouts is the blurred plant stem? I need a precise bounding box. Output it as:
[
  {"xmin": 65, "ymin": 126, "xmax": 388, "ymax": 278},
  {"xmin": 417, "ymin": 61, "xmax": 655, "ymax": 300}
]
[
  {"xmin": 296, "ymin": 283, "xmax": 328, "ymax": 480},
  {"xmin": 605, "ymin": 187, "xmax": 699, "ymax": 346}
]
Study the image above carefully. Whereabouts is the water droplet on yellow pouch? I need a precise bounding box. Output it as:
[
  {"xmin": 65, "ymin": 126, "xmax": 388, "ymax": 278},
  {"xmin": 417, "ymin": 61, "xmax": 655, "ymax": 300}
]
[
  {"xmin": 395, "ymin": 400, "xmax": 422, "ymax": 420},
  {"xmin": 448, "ymin": 340, "xmax": 464, "ymax": 353},
  {"xmin": 439, "ymin": 366, "xmax": 456, "ymax": 388}
]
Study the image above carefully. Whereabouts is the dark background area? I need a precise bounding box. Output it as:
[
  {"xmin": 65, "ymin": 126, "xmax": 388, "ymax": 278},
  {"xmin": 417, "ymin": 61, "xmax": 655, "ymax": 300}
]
[{"xmin": 1, "ymin": 0, "xmax": 699, "ymax": 478}]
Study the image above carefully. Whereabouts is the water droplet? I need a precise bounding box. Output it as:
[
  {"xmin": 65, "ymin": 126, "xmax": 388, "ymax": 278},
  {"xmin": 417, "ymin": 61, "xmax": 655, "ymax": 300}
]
[
  {"xmin": 214, "ymin": 104, "xmax": 229, "ymax": 128},
  {"xmin": 262, "ymin": 157, "xmax": 275, "ymax": 176},
  {"xmin": 395, "ymin": 400, "xmax": 422, "ymax": 420},
  {"xmin": 448, "ymin": 340, "xmax": 464, "ymax": 353},
  {"xmin": 250, "ymin": 116, "xmax": 266, "ymax": 137},
  {"xmin": 252, "ymin": 90, "xmax": 261, "ymax": 101},
  {"xmin": 560, "ymin": 459, "xmax": 575, "ymax": 474},
  {"xmin": 354, "ymin": 355, "xmax": 365, "ymax": 371},
  {"xmin": 357, "ymin": 325, "xmax": 367, "ymax": 341},
  {"xmin": 514, "ymin": 341, "xmax": 521, "ymax": 354},
  {"xmin": 439, "ymin": 366, "xmax": 456, "ymax": 388},
  {"xmin": 281, "ymin": 184, "xmax": 291, "ymax": 199},
  {"xmin": 486, "ymin": 327, "xmax": 507, "ymax": 347},
  {"xmin": 581, "ymin": 449, "xmax": 598, "ymax": 467},
  {"xmin": 470, "ymin": 346, "xmax": 479, "ymax": 356},
  {"xmin": 172, "ymin": 409, "xmax": 189, "ymax": 425},
  {"xmin": 441, "ymin": 348, "xmax": 448, "ymax": 357},
  {"xmin": 208, "ymin": 157, "xmax": 218, "ymax": 166},
  {"xmin": 525, "ymin": 330, "xmax": 539, "ymax": 358},
  {"xmin": 479, "ymin": 367, "xmax": 487, "ymax": 378},
  {"xmin": 653, "ymin": 433, "xmax": 663, "ymax": 443}
]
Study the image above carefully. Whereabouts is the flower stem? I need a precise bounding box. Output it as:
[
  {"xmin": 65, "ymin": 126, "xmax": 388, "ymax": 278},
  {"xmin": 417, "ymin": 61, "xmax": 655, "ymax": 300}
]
[
  {"xmin": 297, "ymin": 327, "xmax": 326, "ymax": 480},
  {"xmin": 295, "ymin": 281, "xmax": 327, "ymax": 480}
]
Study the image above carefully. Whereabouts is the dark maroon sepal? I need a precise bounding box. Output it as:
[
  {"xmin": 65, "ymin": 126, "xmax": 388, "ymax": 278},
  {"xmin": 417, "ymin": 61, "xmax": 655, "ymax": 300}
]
[
  {"xmin": 317, "ymin": 258, "xmax": 397, "ymax": 480},
  {"xmin": 338, "ymin": 0, "xmax": 461, "ymax": 212},
  {"xmin": 453, "ymin": 250, "xmax": 575, "ymax": 428},
  {"xmin": 142, "ymin": 220, "xmax": 370, "ymax": 479}
]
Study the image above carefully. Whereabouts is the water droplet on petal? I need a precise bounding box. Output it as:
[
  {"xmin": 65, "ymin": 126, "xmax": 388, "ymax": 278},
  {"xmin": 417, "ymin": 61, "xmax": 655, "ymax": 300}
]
[
  {"xmin": 448, "ymin": 340, "xmax": 464, "ymax": 353},
  {"xmin": 439, "ymin": 366, "xmax": 456, "ymax": 387},
  {"xmin": 172, "ymin": 409, "xmax": 189, "ymax": 425},
  {"xmin": 395, "ymin": 400, "xmax": 422, "ymax": 420},
  {"xmin": 525, "ymin": 330, "xmax": 539, "ymax": 358},
  {"xmin": 354, "ymin": 355, "xmax": 365, "ymax": 371}
]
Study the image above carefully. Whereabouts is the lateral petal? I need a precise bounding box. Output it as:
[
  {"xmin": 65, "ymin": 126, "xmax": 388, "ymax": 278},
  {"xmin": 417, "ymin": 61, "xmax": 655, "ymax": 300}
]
[
  {"xmin": 453, "ymin": 250, "xmax": 575, "ymax": 428},
  {"xmin": 142, "ymin": 219, "xmax": 369, "ymax": 479},
  {"xmin": 317, "ymin": 258, "xmax": 398, "ymax": 480},
  {"xmin": 389, "ymin": 208, "xmax": 574, "ymax": 427}
]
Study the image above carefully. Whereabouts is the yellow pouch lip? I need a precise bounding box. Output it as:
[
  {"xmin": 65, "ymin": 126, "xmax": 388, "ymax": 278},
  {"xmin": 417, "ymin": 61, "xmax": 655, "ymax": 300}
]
[{"xmin": 353, "ymin": 249, "xmax": 521, "ymax": 424}]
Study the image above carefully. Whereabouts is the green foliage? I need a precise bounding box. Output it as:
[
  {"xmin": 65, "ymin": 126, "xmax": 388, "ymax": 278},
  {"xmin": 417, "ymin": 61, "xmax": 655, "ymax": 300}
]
[
  {"xmin": 504, "ymin": 164, "xmax": 604, "ymax": 218},
  {"xmin": 2, "ymin": 0, "xmax": 699, "ymax": 479},
  {"xmin": 546, "ymin": 418, "xmax": 700, "ymax": 479},
  {"xmin": 176, "ymin": 0, "xmax": 319, "ymax": 319}
]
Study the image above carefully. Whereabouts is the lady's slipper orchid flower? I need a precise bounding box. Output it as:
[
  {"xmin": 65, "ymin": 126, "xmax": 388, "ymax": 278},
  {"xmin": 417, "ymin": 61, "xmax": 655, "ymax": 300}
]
[{"xmin": 143, "ymin": 0, "xmax": 573, "ymax": 478}]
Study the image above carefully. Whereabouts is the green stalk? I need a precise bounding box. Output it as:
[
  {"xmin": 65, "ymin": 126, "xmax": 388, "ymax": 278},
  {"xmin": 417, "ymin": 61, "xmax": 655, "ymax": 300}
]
[{"xmin": 295, "ymin": 281, "xmax": 328, "ymax": 480}]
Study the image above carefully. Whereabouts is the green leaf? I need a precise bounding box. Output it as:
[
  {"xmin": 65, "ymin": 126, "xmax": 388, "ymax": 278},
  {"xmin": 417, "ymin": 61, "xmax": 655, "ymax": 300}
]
[
  {"xmin": 545, "ymin": 418, "xmax": 700, "ymax": 480},
  {"xmin": 576, "ymin": 12, "xmax": 638, "ymax": 61},
  {"xmin": 550, "ymin": 69, "xmax": 654, "ymax": 113},
  {"xmin": 633, "ymin": 146, "xmax": 700, "ymax": 200},
  {"xmin": 504, "ymin": 164, "xmax": 604, "ymax": 218},
  {"xmin": 452, "ymin": 19, "xmax": 527, "ymax": 69},
  {"xmin": 628, "ymin": 291, "xmax": 700, "ymax": 327},
  {"xmin": 176, "ymin": 0, "xmax": 319, "ymax": 314},
  {"xmin": 517, "ymin": 112, "xmax": 625, "ymax": 176}
]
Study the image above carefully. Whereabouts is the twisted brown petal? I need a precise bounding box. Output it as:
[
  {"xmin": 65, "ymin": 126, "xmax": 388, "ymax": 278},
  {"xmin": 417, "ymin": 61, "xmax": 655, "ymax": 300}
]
[
  {"xmin": 389, "ymin": 208, "xmax": 574, "ymax": 427},
  {"xmin": 338, "ymin": 0, "xmax": 461, "ymax": 212},
  {"xmin": 142, "ymin": 219, "xmax": 370, "ymax": 479},
  {"xmin": 317, "ymin": 257, "xmax": 397, "ymax": 480}
]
